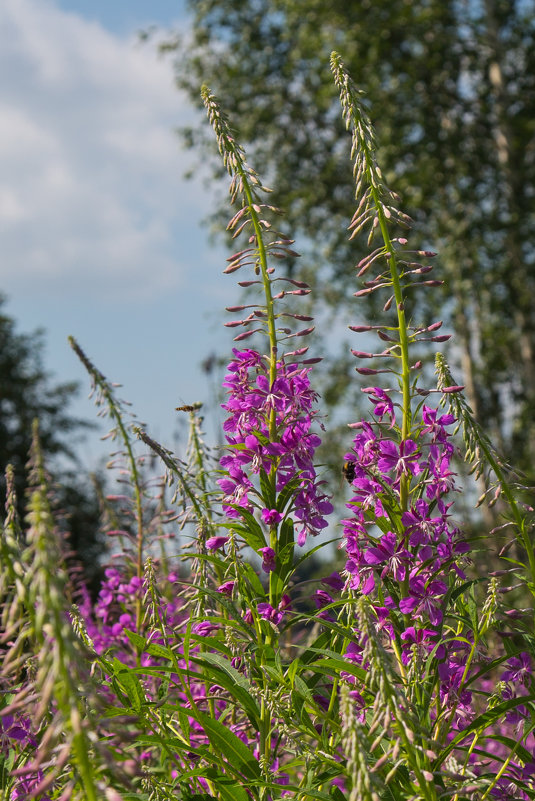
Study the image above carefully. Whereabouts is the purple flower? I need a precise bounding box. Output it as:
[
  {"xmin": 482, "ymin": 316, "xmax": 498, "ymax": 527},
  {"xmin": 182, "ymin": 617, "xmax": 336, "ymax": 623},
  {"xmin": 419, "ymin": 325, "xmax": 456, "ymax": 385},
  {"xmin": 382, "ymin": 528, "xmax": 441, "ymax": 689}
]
[
  {"xmin": 438, "ymin": 658, "xmax": 473, "ymax": 723},
  {"xmin": 257, "ymin": 602, "xmax": 283, "ymax": 625},
  {"xmin": 259, "ymin": 546, "xmax": 276, "ymax": 573},
  {"xmin": 421, "ymin": 405, "xmax": 455, "ymax": 442},
  {"xmin": 501, "ymin": 685, "xmax": 529, "ymax": 726},
  {"xmin": 399, "ymin": 576, "xmax": 447, "ymax": 625},
  {"xmin": 424, "ymin": 445, "xmax": 456, "ymax": 499},
  {"xmin": 314, "ymin": 589, "xmax": 335, "ymax": 621},
  {"xmin": 346, "ymin": 475, "xmax": 387, "ymax": 518},
  {"xmin": 341, "ymin": 640, "xmax": 368, "ymax": 685},
  {"xmin": 377, "ymin": 439, "xmax": 421, "ymax": 479},
  {"xmin": 11, "ymin": 773, "xmax": 51, "ymax": 801},
  {"xmin": 502, "ymin": 653, "xmax": 532, "ymax": 686},
  {"xmin": 372, "ymin": 603, "xmax": 395, "ymax": 637},
  {"xmin": 261, "ymin": 508, "xmax": 282, "ymax": 527},
  {"xmin": 400, "ymin": 626, "xmax": 444, "ymax": 664},
  {"xmin": 111, "ymin": 612, "xmax": 133, "ymax": 636},
  {"xmin": 192, "ymin": 621, "xmax": 219, "ymax": 637},
  {"xmin": 205, "ymin": 535, "xmax": 229, "ymax": 551},
  {"xmin": 345, "ymin": 553, "xmax": 375, "ymax": 595},
  {"xmin": 321, "ymin": 571, "xmax": 344, "ymax": 592},
  {"xmin": 364, "ymin": 386, "xmax": 396, "ymax": 426},
  {"xmin": 401, "ymin": 499, "xmax": 447, "ymax": 547},
  {"xmin": 217, "ymin": 580, "xmax": 236, "ymax": 596},
  {"xmin": 363, "ymin": 531, "xmax": 411, "ymax": 581},
  {"xmin": 257, "ymin": 594, "xmax": 291, "ymax": 626},
  {"xmin": 219, "ymin": 349, "xmax": 332, "ymax": 545},
  {"xmin": 0, "ymin": 714, "xmax": 37, "ymax": 748},
  {"xmin": 347, "ymin": 422, "xmax": 378, "ymax": 467}
]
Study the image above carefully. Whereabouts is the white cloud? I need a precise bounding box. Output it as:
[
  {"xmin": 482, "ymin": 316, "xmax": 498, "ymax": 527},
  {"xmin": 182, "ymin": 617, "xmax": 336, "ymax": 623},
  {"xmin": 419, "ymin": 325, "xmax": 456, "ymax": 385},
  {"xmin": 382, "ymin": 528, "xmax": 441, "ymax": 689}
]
[{"xmin": 0, "ymin": 0, "xmax": 202, "ymax": 299}]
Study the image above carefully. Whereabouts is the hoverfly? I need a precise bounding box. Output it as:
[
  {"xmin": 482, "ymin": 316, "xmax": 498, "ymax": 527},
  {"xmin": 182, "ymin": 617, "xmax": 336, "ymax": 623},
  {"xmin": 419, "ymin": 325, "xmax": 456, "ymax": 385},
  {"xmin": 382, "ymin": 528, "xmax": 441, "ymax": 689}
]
[{"xmin": 341, "ymin": 459, "xmax": 356, "ymax": 485}]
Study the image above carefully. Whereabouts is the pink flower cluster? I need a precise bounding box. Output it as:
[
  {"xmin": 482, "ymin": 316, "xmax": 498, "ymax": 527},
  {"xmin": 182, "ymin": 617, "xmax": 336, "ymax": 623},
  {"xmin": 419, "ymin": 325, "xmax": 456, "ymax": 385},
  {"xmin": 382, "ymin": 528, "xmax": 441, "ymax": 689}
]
[{"xmin": 219, "ymin": 348, "xmax": 333, "ymax": 546}]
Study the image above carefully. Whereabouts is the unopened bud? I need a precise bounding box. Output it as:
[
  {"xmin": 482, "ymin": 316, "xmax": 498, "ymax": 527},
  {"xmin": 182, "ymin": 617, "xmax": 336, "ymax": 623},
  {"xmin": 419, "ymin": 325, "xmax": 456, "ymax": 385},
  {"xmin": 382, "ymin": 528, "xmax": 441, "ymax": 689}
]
[
  {"xmin": 223, "ymin": 261, "xmax": 242, "ymax": 274},
  {"xmin": 441, "ymin": 385, "xmax": 465, "ymax": 393},
  {"xmin": 233, "ymin": 328, "xmax": 260, "ymax": 341}
]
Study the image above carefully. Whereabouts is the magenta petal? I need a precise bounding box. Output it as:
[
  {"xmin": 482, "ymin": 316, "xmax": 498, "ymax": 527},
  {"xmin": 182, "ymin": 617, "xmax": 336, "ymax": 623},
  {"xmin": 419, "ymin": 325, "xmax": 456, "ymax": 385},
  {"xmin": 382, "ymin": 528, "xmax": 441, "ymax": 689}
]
[{"xmin": 399, "ymin": 596, "xmax": 418, "ymax": 614}]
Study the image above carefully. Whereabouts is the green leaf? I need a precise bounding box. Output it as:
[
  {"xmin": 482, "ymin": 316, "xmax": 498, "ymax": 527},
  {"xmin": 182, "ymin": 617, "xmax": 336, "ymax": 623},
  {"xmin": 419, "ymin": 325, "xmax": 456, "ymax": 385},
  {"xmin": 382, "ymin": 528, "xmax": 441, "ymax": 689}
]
[
  {"xmin": 192, "ymin": 711, "xmax": 262, "ymax": 781},
  {"xmin": 438, "ymin": 694, "xmax": 535, "ymax": 765},
  {"xmin": 300, "ymin": 630, "xmax": 334, "ymax": 664},
  {"xmin": 482, "ymin": 734, "xmax": 533, "ymax": 766},
  {"xmin": 191, "ymin": 652, "xmax": 261, "ymax": 724},
  {"xmin": 276, "ymin": 475, "xmax": 302, "ymax": 514},
  {"xmin": 189, "ymin": 634, "xmax": 233, "ymax": 655},
  {"xmin": 280, "ymin": 787, "xmax": 344, "ymax": 801},
  {"xmin": 145, "ymin": 641, "xmax": 174, "ymax": 659},
  {"xmin": 259, "ymin": 467, "xmax": 275, "ymax": 508},
  {"xmin": 286, "ymin": 656, "xmax": 300, "ymax": 685},
  {"xmin": 216, "ymin": 781, "xmax": 250, "ymax": 801},
  {"xmin": 123, "ymin": 629, "xmax": 147, "ymax": 650},
  {"xmin": 310, "ymin": 657, "xmax": 367, "ymax": 683},
  {"xmin": 449, "ymin": 578, "xmax": 478, "ymax": 602},
  {"xmin": 123, "ymin": 629, "xmax": 176, "ymax": 661},
  {"xmin": 112, "ymin": 661, "xmax": 146, "ymax": 712},
  {"xmin": 291, "ymin": 539, "xmax": 341, "ymax": 574},
  {"xmin": 262, "ymin": 664, "xmax": 285, "ymax": 684},
  {"xmin": 239, "ymin": 559, "xmax": 266, "ymax": 596},
  {"xmin": 226, "ymin": 507, "xmax": 266, "ymax": 550},
  {"xmin": 136, "ymin": 733, "xmax": 206, "ymax": 759},
  {"xmin": 278, "ymin": 518, "xmax": 295, "ymax": 572},
  {"xmin": 182, "ymin": 796, "xmax": 216, "ymax": 801}
]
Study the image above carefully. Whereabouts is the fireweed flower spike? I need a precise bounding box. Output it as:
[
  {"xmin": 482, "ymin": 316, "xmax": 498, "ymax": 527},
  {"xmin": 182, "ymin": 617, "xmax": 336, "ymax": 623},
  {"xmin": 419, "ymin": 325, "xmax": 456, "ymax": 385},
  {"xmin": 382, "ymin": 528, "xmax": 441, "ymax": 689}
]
[
  {"xmin": 202, "ymin": 86, "xmax": 332, "ymax": 555},
  {"xmin": 202, "ymin": 84, "xmax": 332, "ymax": 779},
  {"xmin": 329, "ymin": 51, "xmax": 535, "ymax": 799}
]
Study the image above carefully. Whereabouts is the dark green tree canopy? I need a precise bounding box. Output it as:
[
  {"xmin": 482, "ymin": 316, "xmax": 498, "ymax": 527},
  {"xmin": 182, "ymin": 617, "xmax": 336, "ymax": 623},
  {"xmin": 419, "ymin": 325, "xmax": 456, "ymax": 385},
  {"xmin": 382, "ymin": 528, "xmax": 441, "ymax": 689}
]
[
  {"xmin": 0, "ymin": 296, "xmax": 104, "ymax": 590},
  {"xmin": 170, "ymin": 0, "xmax": 535, "ymax": 476},
  {"xmin": 0, "ymin": 297, "xmax": 84, "ymax": 477}
]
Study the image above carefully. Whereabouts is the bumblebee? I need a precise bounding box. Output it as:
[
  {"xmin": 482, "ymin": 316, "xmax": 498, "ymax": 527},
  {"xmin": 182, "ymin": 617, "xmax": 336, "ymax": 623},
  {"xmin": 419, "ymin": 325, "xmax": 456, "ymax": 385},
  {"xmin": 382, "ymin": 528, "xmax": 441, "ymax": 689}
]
[{"xmin": 342, "ymin": 460, "xmax": 356, "ymax": 485}]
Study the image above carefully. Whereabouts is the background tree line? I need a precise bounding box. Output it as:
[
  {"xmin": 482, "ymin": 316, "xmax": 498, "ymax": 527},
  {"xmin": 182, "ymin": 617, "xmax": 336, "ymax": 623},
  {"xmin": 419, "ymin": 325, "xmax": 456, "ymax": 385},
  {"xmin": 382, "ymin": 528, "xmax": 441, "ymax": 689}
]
[
  {"xmin": 0, "ymin": 295, "xmax": 105, "ymax": 593},
  {"xmin": 166, "ymin": 0, "xmax": 535, "ymax": 486}
]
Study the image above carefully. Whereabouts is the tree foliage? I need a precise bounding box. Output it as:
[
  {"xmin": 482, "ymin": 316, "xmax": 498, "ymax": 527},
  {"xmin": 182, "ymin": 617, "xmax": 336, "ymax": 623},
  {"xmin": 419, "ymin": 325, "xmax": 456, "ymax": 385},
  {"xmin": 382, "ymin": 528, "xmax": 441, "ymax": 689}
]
[
  {"xmin": 170, "ymin": 0, "xmax": 535, "ymax": 478},
  {"xmin": 0, "ymin": 296, "xmax": 104, "ymax": 590}
]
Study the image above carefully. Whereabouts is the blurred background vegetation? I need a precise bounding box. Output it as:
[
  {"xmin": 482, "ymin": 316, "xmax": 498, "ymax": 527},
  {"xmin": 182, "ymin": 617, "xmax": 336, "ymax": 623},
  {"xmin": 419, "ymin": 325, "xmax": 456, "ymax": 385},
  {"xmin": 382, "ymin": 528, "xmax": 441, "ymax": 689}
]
[
  {"xmin": 167, "ymin": 0, "xmax": 535, "ymax": 486},
  {"xmin": 3, "ymin": 0, "xmax": 534, "ymax": 579}
]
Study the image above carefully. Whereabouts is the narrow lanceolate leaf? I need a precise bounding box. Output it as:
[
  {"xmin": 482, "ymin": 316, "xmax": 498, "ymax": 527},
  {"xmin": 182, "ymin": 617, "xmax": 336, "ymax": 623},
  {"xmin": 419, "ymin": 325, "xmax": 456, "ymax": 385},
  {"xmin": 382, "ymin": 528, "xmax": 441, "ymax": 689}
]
[
  {"xmin": 222, "ymin": 507, "xmax": 267, "ymax": 550},
  {"xmin": 190, "ymin": 652, "xmax": 261, "ymax": 724},
  {"xmin": 190, "ymin": 710, "xmax": 262, "ymax": 782},
  {"xmin": 213, "ymin": 779, "xmax": 251, "ymax": 801},
  {"xmin": 111, "ymin": 659, "xmax": 147, "ymax": 713}
]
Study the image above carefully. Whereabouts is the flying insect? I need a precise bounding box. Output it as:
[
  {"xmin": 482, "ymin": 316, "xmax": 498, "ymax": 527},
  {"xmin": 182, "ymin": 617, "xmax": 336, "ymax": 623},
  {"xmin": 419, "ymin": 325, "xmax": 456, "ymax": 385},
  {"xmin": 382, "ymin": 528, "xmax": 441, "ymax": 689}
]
[{"xmin": 342, "ymin": 460, "xmax": 356, "ymax": 485}]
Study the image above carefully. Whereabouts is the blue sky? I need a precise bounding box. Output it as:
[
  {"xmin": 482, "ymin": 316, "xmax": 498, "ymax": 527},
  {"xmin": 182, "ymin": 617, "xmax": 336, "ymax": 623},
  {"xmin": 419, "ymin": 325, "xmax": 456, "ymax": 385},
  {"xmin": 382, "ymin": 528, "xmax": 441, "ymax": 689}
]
[
  {"xmin": 0, "ymin": 0, "xmax": 236, "ymax": 466},
  {"xmin": 55, "ymin": 0, "xmax": 188, "ymax": 35}
]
